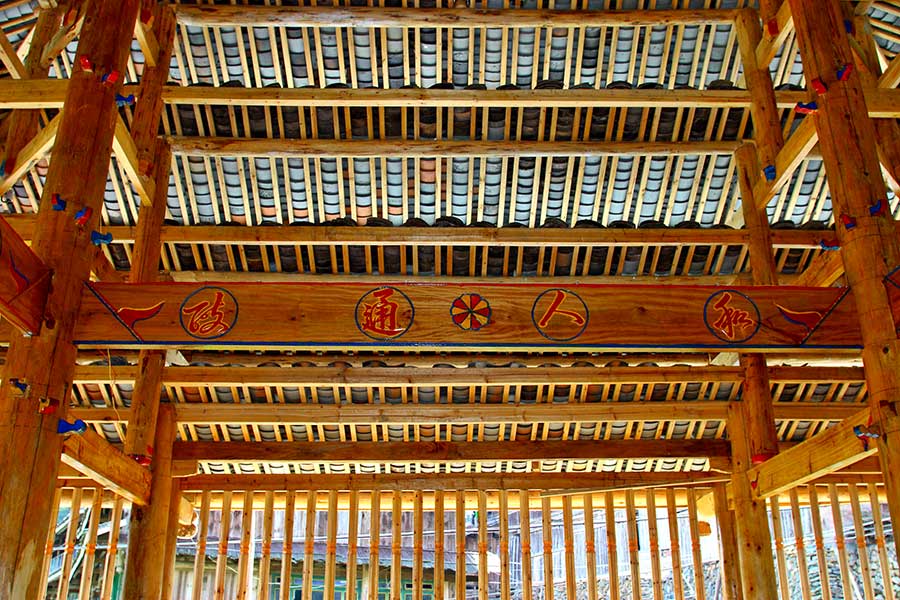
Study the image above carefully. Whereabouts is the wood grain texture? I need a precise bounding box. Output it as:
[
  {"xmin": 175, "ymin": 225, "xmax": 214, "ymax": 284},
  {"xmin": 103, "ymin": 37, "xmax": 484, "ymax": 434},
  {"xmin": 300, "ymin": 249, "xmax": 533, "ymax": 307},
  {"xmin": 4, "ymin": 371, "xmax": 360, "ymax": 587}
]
[
  {"xmin": 0, "ymin": 215, "xmax": 49, "ymax": 334},
  {"xmin": 74, "ymin": 280, "xmax": 869, "ymax": 352}
]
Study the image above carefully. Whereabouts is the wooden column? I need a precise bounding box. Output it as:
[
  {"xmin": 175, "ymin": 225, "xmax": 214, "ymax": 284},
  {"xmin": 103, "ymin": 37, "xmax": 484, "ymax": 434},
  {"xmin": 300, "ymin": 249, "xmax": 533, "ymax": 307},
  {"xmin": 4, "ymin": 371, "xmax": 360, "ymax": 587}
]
[
  {"xmin": 0, "ymin": 1, "xmax": 140, "ymax": 597},
  {"xmin": 788, "ymin": 0, "xmax": 900, "ymax": 556},
  {"xmin": 123, "ymin": 403, "xmax": 177, "ymax": 600},
  {"xmin": 713, "ymin": 485, "xmax": 743, "ymax": 600}
]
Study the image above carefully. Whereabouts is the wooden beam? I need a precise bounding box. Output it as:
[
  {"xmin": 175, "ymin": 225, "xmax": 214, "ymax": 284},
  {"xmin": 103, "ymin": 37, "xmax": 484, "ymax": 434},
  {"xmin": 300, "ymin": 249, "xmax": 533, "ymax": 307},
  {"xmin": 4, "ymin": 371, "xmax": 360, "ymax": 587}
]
[
  {"xmin": 878, "ymin": 54, "xmax": 900, "ymax": 88},
  {"xmin": 72, "ymin": 279, "xmax": 870, "ymax": 352},
  {"xmin": 112, "ymin": 115, "xmax": 156, "ymax": 207},
  {"xmin": 179, "ymin": 471, "xmax": 732, "ymax": 493},
  {"xmin": 0, "ymin": 31, "xmax": 26, "ymax": 78},
  {"xmin": 68, "ymin": 400, "xmax": 865, "ymax": 426},
  {"xmin": 748, "ymin": 408, "xmax": 875, "ymax": 498},
  {"xmin": 793, "ymin": 249, "xmax": 845, "ymax": 287},
  {"xmin": 60, "ymin": 428, "xmax": 151, "ymax": 505},
  {"xmin": 168, "ymin": 137, "xmax": 740, "ymax": 158},
  {"xmin": 752, "ymin": 116, "xmax": 819, "ymax": 209},
  {"xmin": 0, "ymin": 0, "xmax": 141, "ymax": 595},
  {"xmin": 0, "ymin": 215, "xmax": 49, "ymax": 335},
  {"xmin": 0, "ymin": 110, "xmax": 60, "ymax": 196},
  {"xmin": 172, "ymin": 439, "xmax": 731, "ymax": 464},
  {"xmin": 133, "ymin": 19, "xmax": 159, "ymax": 69},
  {"xmin": 173, "ymin": 6, "xmax": 740, "ymax": 27},
  {"xmin": 756, "ymin": 1, "xmax": 794, "ymax": 68}
]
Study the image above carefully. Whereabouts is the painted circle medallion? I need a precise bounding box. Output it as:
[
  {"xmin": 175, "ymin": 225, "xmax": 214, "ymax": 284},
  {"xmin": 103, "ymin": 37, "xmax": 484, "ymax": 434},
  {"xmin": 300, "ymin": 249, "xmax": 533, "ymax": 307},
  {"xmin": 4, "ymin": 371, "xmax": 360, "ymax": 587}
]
[
  {"xmin": 179, "ymin": 286, "xmax": 239, "ymax": 340},
  {"xmin": 703, "ymin": 289, "xmax": 761, "ymax": 344},
  {"xmin": 531, "ymin": 288, "xmax": 590, "ymax": 342},
  {"xmin": 355, "ymin": 286, "xmax": 415, "ymax": 341},
  {"xmin": 450, "ymin": 293, "xmax": 492, "ymax": 331}
]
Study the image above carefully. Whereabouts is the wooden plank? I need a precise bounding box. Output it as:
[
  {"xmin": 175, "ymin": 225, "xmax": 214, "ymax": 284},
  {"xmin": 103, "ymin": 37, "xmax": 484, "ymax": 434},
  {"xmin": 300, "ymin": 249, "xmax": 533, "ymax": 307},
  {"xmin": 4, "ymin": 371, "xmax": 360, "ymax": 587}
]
[
  {"xmin": 73, "ymin": 280, "xmax": 870, "ymax": 352},
  {"xmin": 645, "ymin": 491, "xmax": 663, "ymax": 600},
  {"xmin": 112, "ymin": 116, "xmax": 156, "ymax": 207},
  {"xmin": 748, "ymin": 407, "xmax": 876, "ymax": 498},
  {"xmin": 454, "ymin": 491, "xmax": 465, "ymax": 600},
  {"xmin": 191, "ymin": 492, "xmax": 211, "ymax": 600},
  {"xmin": 100, "ymin": 497, "xmax": 124, "ymax": 600},
  {"xmin": 866, "ymin": 483, "xmax": 895, "ymax": 600},
  {"xmin": 169, "ymin": 137, "xmax": 741, "ymax": 158},
  {"xmin": 752, "ymin": 116, "xmax": 819, "ymax": 210},
  {"xmin": 174, "ymin": 6, "xmax": 740, "ymax": 27},
  {"xmin": 324, "ymin": 490, "xmax": 338, "ymax": 600},
  {"xmin": 756, "ymin": 1, "xmax": 794, "ymax": 67},
  {"xmin": 236, "ymin": 490, "xmax": 254, "ymax": 599},
  {"xmin": 0, "ymin": 214, "xmax": 50, "ymax": 334},
  {"xmin": 172, "ymin": 439, "xmax": 730, "ymax": 463},
  {"xmin": 498, "ymin": 490, "xmax": 510, "ymax": 600},
  {"xmin": 793, "ymin": 250, "xmax": 844, "ymax": 287},
  {"xmin": 60, "ymin": 429, "xmax": 152, "ymax": 505}
]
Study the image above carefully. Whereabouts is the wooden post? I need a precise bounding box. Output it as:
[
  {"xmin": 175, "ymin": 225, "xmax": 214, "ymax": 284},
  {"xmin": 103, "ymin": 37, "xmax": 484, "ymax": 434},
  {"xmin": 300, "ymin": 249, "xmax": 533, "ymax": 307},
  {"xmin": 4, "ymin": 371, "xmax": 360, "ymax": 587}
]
[
  {"xmin": 160, "ymin": 480, "xmax": 185, "ymax": 600},
  {"xmin": 788, "ymin": 0, "xmax": 900, "ymax": 556},
  {"xmin": 713, "ymin": 485, "xmax": 743, "ymax": 600},
  {"xmin": 123, "ymin": 404, "xmax": 177, "ymax": 600},
  {"xmin": 0, "ymin": 0, "xmax": 140, "ymax": 597}
]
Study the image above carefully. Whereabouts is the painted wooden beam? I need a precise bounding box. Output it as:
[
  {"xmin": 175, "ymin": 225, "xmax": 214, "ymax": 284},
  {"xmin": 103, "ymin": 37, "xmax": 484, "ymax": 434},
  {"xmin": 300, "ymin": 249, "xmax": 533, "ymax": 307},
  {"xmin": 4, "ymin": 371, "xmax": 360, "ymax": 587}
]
[
  {"xmin": 167, "ymin": 137, "xmax": 741, "ymax": 158},
  {"xmin": 747, "ymin": 408, "xmax": 876, "ymax": 498},
  {"xmin": 172, "ymin": 439, "xmax": 731, "ymax": 463},
  {"xmin": 173, "ymin": 6, "xmax": 740, "ymax": 27},
  {"xmin": 60, "ymin": 428, "xmax": 152, "ymax": 505},
  {"xmin": 68, "ymin": 400, "xmax": 865, "ymax": 426},
  {"xmin": 0, "ymin": 215, "xmax": 49, "ymax": 335},
  {"xmin": 72, "ymin": 279, "xmax": 872, "ymax": 352},
  {"xmin": 756, "ymin": 1, "xmax": 794, "ymax": 68}
]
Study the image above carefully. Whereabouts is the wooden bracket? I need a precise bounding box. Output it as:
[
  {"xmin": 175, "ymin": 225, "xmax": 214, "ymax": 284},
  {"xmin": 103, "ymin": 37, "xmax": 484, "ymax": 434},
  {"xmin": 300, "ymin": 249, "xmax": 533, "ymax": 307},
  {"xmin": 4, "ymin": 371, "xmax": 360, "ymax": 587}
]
[
  {"xmin": 0, "ymin": 111, "xmax": 61, "ymax": 195},
  {"xmin": 753, "ymin": 115, "xmax": 818, "ymax": 209},
  {"xmin": 756, "ymin": 1, "xmax": 794, "ymax": 68},
  {"xmin": 113, "ymin": 115, "xmax": 156, "ymax": 207}
]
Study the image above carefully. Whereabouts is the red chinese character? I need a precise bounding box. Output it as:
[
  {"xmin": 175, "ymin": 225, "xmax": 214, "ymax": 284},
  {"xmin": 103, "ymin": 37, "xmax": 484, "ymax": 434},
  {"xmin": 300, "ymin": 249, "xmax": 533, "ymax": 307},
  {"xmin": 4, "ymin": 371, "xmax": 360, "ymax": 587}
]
[
  {"xmin": 361, "ymin": 288, "xmax": 401, "ymax": 336},
  {"xmin": 182, "ymin": 290, "xmax": 230, "ymax": 337},
  {"xmin": 712, "ymin": 292, "xmax": 755, "ymax": 340},
  {"xmin": 538, "ymin": 289, "xmax": 586, "ymax": 328}
]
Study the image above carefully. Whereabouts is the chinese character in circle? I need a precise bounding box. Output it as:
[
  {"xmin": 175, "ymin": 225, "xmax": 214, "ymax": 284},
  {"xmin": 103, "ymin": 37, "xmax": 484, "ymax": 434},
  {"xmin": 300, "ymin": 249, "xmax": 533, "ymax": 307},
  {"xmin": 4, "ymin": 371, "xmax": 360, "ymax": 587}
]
[
  {"xmin": 538, "ymin": 289, "xmax": 587, "ymax": 328},
  {"xmin": 712, "ymin": 292, "xmax": 755, "ymax": 340},
  {"xmin": 361, "ymin": 288, "xmax": 402, "ymax": 336},
  {"xmin": 182, "ymin": 290, "xmax": 230, "ymax": 337}
]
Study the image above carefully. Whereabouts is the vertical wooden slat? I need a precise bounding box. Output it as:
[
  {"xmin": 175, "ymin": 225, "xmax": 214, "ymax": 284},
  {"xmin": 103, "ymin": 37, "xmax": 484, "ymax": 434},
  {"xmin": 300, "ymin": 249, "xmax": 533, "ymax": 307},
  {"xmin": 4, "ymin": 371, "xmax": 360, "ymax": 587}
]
[
  {"xmin": 807, "ymin": 486, "xmax": 832, "ymax": 600},
  {"xmin": 665, "ymin": 489, "xmax": 684, "ymax": 600},
  {"xmin": 57, "ymin": 487, "xmax": 83, "ymax": 600},
  {"xmin": 519, "ymin": 490, "xmax": 533, "ymax": 600},
  {"xmin": 478, "ymin": 491, "xmax": 489, "ymax": 600},
  {"xmin": 78, "ymin": 490, "xmax": 103, "ymax": 600},
  {"xmin": 605, "ymin": 492, "xmax": 619, "ymax": 600},
  {"xmin": 257, "ymin": 491, "xmax": 275, "ymax": 600},
  {"xmin": 624, "ymin": 490, "xmax": 640, "ymax": 600},
  {"xmin": 499, "ymin": 490, "xmax": 510, "ymax": 600},
  {"xmin": 39, "ymin": 488, "xmax": 62, "ymax": 599},
  {"xmin": 279, "ymin": 490, "xmax": 296, "ymax": 600},
  {"xmin": 847, "ymin": 484, "xmax": 875, "ymax": 600},
  {"xmin": 325, "ymin": 490, "xmax": 339, "ymax": 600},
  {"xmin": 191, "ymin": 492, "xmax": 211, "ymax": 600},
  {"xmin": 303, "ymin": 491, "xmax": 317, "ymax": 600},
  {"xmin": 686, "ymin": 489, "xmax": 706, "ymax": 600},
  {"xmin": 434, "ymin": 491, "xmax": 445, "ymax": 600},
  {"xmin": 347, "ymin": 490, "xmax": 360, "ymax": 600},
  {"xmin": 866, "ymin": 483, "xmax": 895, "ymax": 600},
  {"xmin": 541, "ymin": 496, "xmax": 554, "ymax": 600},
  {"xmin": 213, "ymin": 491, "xmax": 233, "ymax": 600},
  {"xmin": 562, "ymin": 495, "xmax": 576, "ymax": 600},
  {"xmin": 645, "ymin": 491, "xmax": 663, "ymax": 600},
  {"xmin": 828, "ymin": 484, "xmax": 853, "ymax": 597},
  {"xmin": 788, "ymin": 489, "xmax": 812, "ymax": 600},
  {"xmin": 391, "ymin": 491, "xmax": 402, "ymax": 600},
  {"xmin": 768, "ymin": 495, "xmax": 790, "ymax": 600},
  {"xmin": 583, "ymin": 494, "xmax": 598, "ymax": 600},
  {"xmin": 455, "ymin": 491, "xmax": 465, "ymax": 600},
  {"xmin": 413, "ymin": 491, "xmax": 424, "ymax": 600},
  {"xmin": 368, "ymin": 490, "xmax": 382, "ymax": 600},
  {"xmin": 236, "ymin": 490, "xmax": 255, "ymax": 599}
]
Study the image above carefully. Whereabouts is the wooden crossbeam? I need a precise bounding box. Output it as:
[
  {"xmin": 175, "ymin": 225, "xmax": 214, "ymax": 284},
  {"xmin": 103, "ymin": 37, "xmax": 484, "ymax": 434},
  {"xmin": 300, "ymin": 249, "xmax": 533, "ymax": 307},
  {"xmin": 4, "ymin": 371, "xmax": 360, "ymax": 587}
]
[
  {"xmin": 172, "ymin": 439, "xmax": 732, "ymax": 463},
  {"xmin": 2, "ymin": 80, "xmax": 900, "ymax": 117},
  {"xmin": 180, "ymin": 471, "xmax": 732, "ymax": 493},
  {"xmin": 59, "ymin": 429, "xmax": 152, "ymax": 505},
  {"xmin": 753, "ymin": 116, "xmax": 819, "ymax": 209},
  {"xmin": 72, "ymin": 279, "xmax": 871, "ymax": 352},
  {"xmin": 793, "ymin": 249, "xmax": 845, "ymax": 286},
  {"xmin": 747, "ymin": 408, "xmax": 875, "ymax": 499},
  {"xmin": 112, "ymin": 115, "xmax": 155, "ymax": 207},
  {"xmin": 68, "ymin": 401, "xmax": 865, "ymax": 426},
  {"xmin": 173, "ymin": 6, "xmax": 740, "ymax": 27},
  {"xmin": 168, "ymin": 137, "xmax": 741, "ymax": 158},
  {"xmin": 878, "ymin": 54, "xmax": 900, "ymax": 88},
  {"xmin": 0, "ymin": 216, "xmax": 49, "ymax": 334},
  {"xmin": 133, "ymin": 19, "xmax": 159, "ymax": 68},
  {"xmin": 62, "ymin": 364, "xmax": 863, "ymax": 385},
  {"xmin": 0, "ymin": 111, "xmax": 61, "ymax": 196},
  {"xmin": 756, "ymin": 1, "xmax": 794, "ymax": 67}
]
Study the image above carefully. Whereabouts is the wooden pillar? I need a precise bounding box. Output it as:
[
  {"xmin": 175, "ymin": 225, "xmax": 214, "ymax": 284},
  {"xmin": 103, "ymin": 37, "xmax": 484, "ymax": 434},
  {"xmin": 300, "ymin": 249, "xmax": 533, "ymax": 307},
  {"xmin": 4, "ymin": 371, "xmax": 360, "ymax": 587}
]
[
  {"xmin": 160, "ymin": 481, "xmax": 185, "ymax": 600},
  {"xmin": 123, "ymin": 403, "xmax": 177, "ymax": 600},
  {"xmin": 788, "ymin": 0, "xmax": 900, "ymax": 556},
  {"xmin": 713, "ymin": 485, "xmax": 743, "ymax": 600},
  {"xmin": 0, "ymin": 1, "xmax": 140, "ymax": 597}
]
